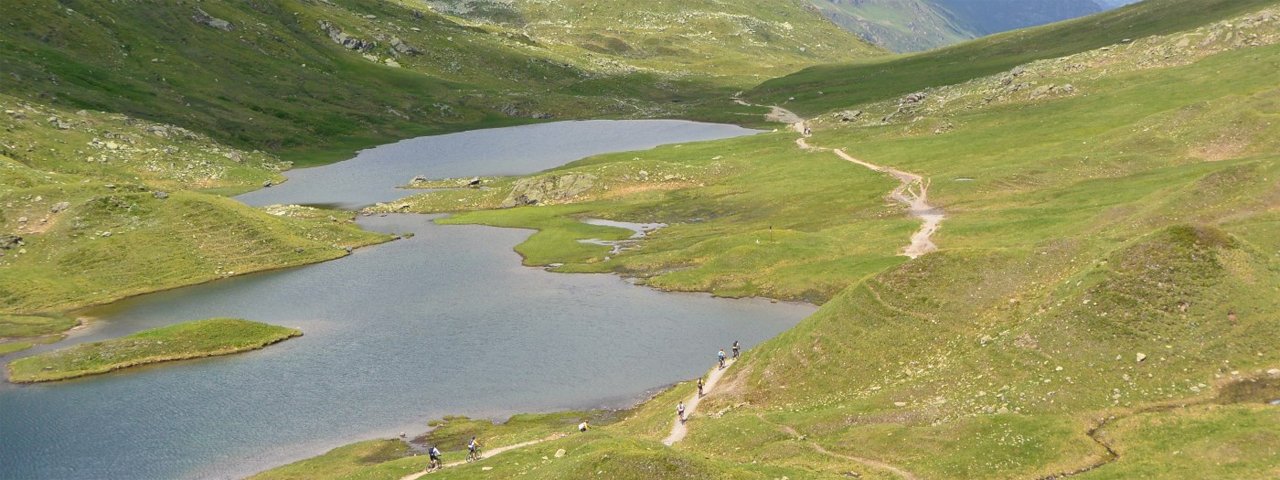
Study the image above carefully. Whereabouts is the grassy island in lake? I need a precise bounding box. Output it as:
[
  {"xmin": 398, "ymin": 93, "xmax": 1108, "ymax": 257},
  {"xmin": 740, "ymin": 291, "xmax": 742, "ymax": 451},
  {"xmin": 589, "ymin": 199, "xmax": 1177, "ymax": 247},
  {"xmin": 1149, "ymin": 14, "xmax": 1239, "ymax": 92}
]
[{"xmin": 7, "ymin": 318, "xmax": 301, "ymax": 383}]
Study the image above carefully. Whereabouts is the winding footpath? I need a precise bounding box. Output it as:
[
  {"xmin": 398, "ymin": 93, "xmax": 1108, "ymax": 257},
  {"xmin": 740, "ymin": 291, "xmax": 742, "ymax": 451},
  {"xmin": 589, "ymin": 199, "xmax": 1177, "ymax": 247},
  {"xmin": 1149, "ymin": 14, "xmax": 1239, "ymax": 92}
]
[
  {"xmin": 736, "ymin": 95, "xmax": 943, "ymax": 258},
  {"xmin": 399, "ymin": 433, "xmax": 566, "ymax": 480},
  {"xmin": 752, "ymin": 412, "xmax": 920, "ymax": 480},
  {"xmin": 662, "ymin": 358, "xmax": 735, "ymax": 446},
  {"xmin": 793, "ymin": 124, "xmax": 942, "ymax": 258}
]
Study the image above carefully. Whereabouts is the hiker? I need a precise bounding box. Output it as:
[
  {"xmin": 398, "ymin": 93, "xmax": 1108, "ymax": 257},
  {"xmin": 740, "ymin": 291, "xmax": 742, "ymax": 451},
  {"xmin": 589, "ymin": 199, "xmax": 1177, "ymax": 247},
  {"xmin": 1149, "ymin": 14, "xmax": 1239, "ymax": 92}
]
[
  {"xmin": 578, "ymin": 420, "xmax": 590, "ymax": 432},
  {"xmin": 697, "ymin": 377, "xmax": 704, "ymax": 397},
  {"xmin": 804, "ymin": 126, "xmax": 812, "ymax": 136},
  {"xmin": 677, "ymin": 401, "xmax": 686, "ymax": 423},
  {"xmin": 718, "ymin": 348, "xmax": 727, "ymax": 369},
  {"xmin": 732, "ymin": 340, "xmax": 740, "ymax": 359}
]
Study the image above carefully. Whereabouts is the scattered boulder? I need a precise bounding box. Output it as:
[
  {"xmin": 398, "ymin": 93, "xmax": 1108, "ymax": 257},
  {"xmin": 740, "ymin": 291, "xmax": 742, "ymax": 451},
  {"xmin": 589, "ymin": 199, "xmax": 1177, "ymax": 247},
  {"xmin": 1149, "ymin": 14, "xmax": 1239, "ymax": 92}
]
[
  {"xmin": 899, "ymin": 92, "xmax": 927, "ymax": 105},
  {"xmin": 835, "ymin": 110, "xmax": 863, "ymax": 122},
  {"xmin": 153, "ymin": 191, "xmax": 170, "ymax": 200},
  {"xmin": 389, "ymin": 37, "xmax": 421, "ymax": 56},
  {"xmin": 411, "ymin": 175, "xmax": 429, "ymax": 183},
  {"xmin": 467, "ymin": 177, "xmax": 482, "ymax": 188},
  {"xmin": 0, "ymin": 235, "xmax": 23, "ymax": 250},
  {"xmin": 500, "ymin": 173, "xmax": 597, "ymax": 208},
  {"xmin": 50, "ymin": 201, "xmax": 70, "ymax": 213},
  {"xmin": 1136, "ymin": 352, "xmax": 1148, "ymax": 363},
  {"xmin": 319, "ymin": 20, "xmax": 375, "ymax": 52},
  {"xmin": 46, "ymin": 116, "xmax": 71, "ymax": 130},
  {"xmin": 192, "ymin": 8, "xmax": 235, "ymax": 31},
  {"xmin": 263, "ymin": 180, "xmax": 274, "ymax": 188},
  {"xmin": 554, "ymin": 448, "xmax": 566, "ymax": 458}
]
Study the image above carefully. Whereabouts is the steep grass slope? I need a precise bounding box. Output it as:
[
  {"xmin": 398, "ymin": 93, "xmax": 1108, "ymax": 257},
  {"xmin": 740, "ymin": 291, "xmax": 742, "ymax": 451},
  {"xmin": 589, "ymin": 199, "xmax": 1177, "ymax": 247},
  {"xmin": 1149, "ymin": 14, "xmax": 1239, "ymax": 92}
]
[
  {"xmin": 2, "ymin": 0, "xmax": 878, "ymax": 164},
  {"xmin": 750, "ymin": 0, "xmax": 1279, "ymax": 116}
]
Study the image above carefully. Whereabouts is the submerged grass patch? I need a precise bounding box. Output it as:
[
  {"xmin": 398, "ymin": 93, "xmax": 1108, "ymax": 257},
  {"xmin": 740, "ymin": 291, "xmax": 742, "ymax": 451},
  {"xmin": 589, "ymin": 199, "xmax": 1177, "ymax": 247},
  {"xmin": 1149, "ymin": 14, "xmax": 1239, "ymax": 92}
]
[{"xmin": 6, "ymin": 318, "xmax": 300, "ymax": 383}]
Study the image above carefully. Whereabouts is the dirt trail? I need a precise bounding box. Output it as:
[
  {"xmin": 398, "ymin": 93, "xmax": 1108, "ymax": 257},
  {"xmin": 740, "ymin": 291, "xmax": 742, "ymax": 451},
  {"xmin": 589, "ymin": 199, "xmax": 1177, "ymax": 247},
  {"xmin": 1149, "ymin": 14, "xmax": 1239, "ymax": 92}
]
[
  {"xmin": 399, "ymin": 433, "xmax": 566, "ymax": 480},
  {"xmin": 753, "ymin": 413, "xmax": 920, "ymax": 479},
  {"xmin": 791, "ymin": 116, "xmax": 942, "ymax": 258},
  {"xmin": 662, "ymin": 358, "xmax": 735, "ymax": 446}
]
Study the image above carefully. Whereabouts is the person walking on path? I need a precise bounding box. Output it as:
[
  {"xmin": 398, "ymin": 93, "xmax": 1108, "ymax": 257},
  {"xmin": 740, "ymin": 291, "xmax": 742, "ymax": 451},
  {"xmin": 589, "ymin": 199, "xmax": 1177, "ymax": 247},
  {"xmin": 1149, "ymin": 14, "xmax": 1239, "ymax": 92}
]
[
  {"xmin": 718, "ymin": 349, "xmax": 727, "ymax": 369},
  {"xmin": 677, "ymin": 401, "xmax": 687, "ymax": 423},
  {"xmin": 697, "ymin": 377, "xmax": 705, "ymax": 397},
  {"xmin": 732, "ymin": 341, "xmax": 740, "ymax": 359}
]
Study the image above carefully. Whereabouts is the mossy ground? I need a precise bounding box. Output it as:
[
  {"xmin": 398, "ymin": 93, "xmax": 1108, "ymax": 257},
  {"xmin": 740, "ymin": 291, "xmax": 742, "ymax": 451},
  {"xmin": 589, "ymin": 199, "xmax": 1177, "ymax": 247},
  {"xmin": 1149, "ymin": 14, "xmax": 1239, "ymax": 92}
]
[{"xmin": 6, "ymin": 318, "xmax": 301, "ymax": 383}]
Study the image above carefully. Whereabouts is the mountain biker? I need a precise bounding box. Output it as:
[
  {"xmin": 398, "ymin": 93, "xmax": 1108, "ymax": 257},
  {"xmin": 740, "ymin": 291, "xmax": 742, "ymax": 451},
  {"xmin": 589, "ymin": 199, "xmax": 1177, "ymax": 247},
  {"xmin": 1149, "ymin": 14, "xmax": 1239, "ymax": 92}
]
[
  {"xmin": 677, "ymin": 401, "xmax": 686, "ymax": 423},
  {"xmin": 718, "ymin": 349, "xmax": 727, "ymax": 369},
  {"xmin": 697, "ymin": 377, "xmax": 704, "ymax": 397},
  {"xmin": 578, "ymin": 420, "xmax": 590, "ymax": 432},
  {"xmin": 467, "ymin": 436, "xmax": 481, "ymax": 461},
  {"xmin": 732, "ymin": 340, "xmax": 740, "ymax": 359},
  {"xmin": 428, "ymin": 445, "xmax": 442, "ymax": 469}
]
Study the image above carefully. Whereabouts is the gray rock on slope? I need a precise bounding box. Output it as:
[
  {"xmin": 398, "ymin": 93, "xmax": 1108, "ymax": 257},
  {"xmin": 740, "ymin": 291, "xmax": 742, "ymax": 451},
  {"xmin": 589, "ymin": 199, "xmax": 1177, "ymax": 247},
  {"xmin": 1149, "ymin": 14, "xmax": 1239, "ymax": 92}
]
[
  {"xmin": 193, "ymin": 8, "xmax": 235, "ymax": 31},
  {"xmin": 319, "ymin": 20, "xmax": 376, "ymax": 52},
  {"xmin": 0, "ymin": 234, "xmax": 23, "ymax": 250},
  {"xmin": 501, "ymin": 174, "xmax": 597, "ymax": 208}
]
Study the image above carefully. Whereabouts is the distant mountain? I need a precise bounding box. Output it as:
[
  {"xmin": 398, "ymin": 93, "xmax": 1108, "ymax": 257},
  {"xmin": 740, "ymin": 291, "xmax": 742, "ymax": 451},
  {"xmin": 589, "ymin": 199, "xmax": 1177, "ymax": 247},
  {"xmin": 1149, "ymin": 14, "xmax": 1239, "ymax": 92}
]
[{"xmin": 808, "ymin": 0, "xmax": 1114, "ymax": 52}]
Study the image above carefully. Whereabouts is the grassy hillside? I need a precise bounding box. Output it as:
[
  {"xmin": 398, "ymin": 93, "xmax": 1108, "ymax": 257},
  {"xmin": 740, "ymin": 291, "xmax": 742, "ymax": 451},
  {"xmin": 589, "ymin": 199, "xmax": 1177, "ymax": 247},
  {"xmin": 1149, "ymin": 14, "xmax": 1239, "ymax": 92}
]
[
  {"xmin": 1, "ymin": 0, "xmax": 877, "ymax": 165},
  {"xmin": 424, "ymin": 0, "xmax": 883, "ymax": 83},
  {"xmin": 274, "ymin": 2, "xmax": 1280, "ymax": 478},
  {"xmin": 0, "ymin": 93, "xmax": 390, "ymax": 349},
  {"xmin": 750, "ymin": 0, "xmax": 1280, "ymax": 116}
]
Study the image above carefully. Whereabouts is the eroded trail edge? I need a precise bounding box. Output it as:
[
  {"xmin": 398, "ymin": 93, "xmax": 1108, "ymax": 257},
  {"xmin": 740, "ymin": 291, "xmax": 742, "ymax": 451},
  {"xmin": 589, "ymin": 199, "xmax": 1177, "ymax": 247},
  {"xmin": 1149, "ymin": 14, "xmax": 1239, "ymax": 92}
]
[{"xmin": 663, "ymin": 358, "xmax": 735, "ymax": 446}]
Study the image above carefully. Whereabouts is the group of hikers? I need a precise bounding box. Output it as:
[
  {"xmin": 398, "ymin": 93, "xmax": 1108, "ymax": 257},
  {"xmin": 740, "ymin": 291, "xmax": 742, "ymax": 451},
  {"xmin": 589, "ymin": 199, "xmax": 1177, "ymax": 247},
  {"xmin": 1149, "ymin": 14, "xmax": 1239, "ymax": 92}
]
[
  {"xmin": 680, "ymin": 341, "xmax": 741, "ymax": 424},
  {"xmin": 422, "ymin": 342, "xmax": 744, "ymax": 471}
]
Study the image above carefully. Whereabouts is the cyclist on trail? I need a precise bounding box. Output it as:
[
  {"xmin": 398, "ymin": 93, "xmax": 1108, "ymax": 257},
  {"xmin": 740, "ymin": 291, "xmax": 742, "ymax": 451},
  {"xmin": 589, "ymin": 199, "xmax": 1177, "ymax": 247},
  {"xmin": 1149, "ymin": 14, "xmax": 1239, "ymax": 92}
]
[
  {"xmin": 697, "ymin": 377, "xmax": 704, "ymax": 397},
  {"xmin": 718, "ymin": 348, "xmax": 727, "ymax": 369},
  {"xmin": 732, "ymin": 340, "xmax": 740, "ymax": 359},
  {"xmin": 467, "ymin": 436, "xmax": 482, "ymax": 461},
  {"xmin": 579, "ymin": 420, "xmax": 590, "ymax": 432},
  {"xmin": 428, "ymin": 445, "xmax": 442, "ymax": 469},
  {"xmin": 677, "ymin": 401, "xmax": 686, "ymax": 423}
]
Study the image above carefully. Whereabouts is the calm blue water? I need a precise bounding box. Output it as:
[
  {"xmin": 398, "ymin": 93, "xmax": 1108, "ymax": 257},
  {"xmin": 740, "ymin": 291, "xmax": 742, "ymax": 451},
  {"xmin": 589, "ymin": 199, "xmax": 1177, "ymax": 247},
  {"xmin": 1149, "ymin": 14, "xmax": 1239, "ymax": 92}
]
[{"xmin": 0, "ymin": 121, "xmax": 812, "ymax": 479}]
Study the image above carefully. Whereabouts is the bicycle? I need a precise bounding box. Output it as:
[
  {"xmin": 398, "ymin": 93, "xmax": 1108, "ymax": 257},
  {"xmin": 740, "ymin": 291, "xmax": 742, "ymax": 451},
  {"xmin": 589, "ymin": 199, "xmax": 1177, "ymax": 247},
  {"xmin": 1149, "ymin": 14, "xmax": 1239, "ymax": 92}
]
[{"xmin": 466, "ymin": 447, "xmax": 482, "ymax": 463}]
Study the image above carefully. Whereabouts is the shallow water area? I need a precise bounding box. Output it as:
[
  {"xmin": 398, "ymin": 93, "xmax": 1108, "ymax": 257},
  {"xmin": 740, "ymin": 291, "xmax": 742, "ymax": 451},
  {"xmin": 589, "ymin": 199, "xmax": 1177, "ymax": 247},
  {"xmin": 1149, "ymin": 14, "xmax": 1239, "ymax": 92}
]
[{"xmin": 0, "ymin": 120, "xmax": 812, "ymax": 480}]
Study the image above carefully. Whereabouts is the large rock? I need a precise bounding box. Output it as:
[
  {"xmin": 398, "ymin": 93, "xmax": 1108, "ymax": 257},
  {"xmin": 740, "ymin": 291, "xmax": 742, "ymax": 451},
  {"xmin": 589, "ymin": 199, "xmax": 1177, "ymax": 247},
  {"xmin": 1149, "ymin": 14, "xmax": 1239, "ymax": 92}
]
[
  {"xmin": 500, "ymin": 174, "xmax": 597, "ymax": 208},
  {"xmin": 319, "ymin": 20, "xmax": 375, "ymax": 52},
  {"xmin": 50, "ymin": 201, "xmax": 70, "ymax": 213},
  {"xmin": 192, "ymin": 8, "xmax": 235, "ymax": 31},
  {"xmin": 0, "ymin": 234, "xmax": 22, "ymax": 250}
]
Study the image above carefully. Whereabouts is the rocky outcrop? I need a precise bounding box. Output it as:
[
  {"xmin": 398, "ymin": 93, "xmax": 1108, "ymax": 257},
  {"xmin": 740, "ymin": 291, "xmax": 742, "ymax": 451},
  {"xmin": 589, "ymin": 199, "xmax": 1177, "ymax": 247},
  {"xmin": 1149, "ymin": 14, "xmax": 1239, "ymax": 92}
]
[
  {"xmin": 192, "ymin": 8, "xmax": 235, "ymax": 32},
  {"xmin": 500, "ymin": 174, "xmax": 597, "ymax": 208},
  {"xmin": 319, "ymin": 20, "xmax": 375, "ymax": 52}
]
